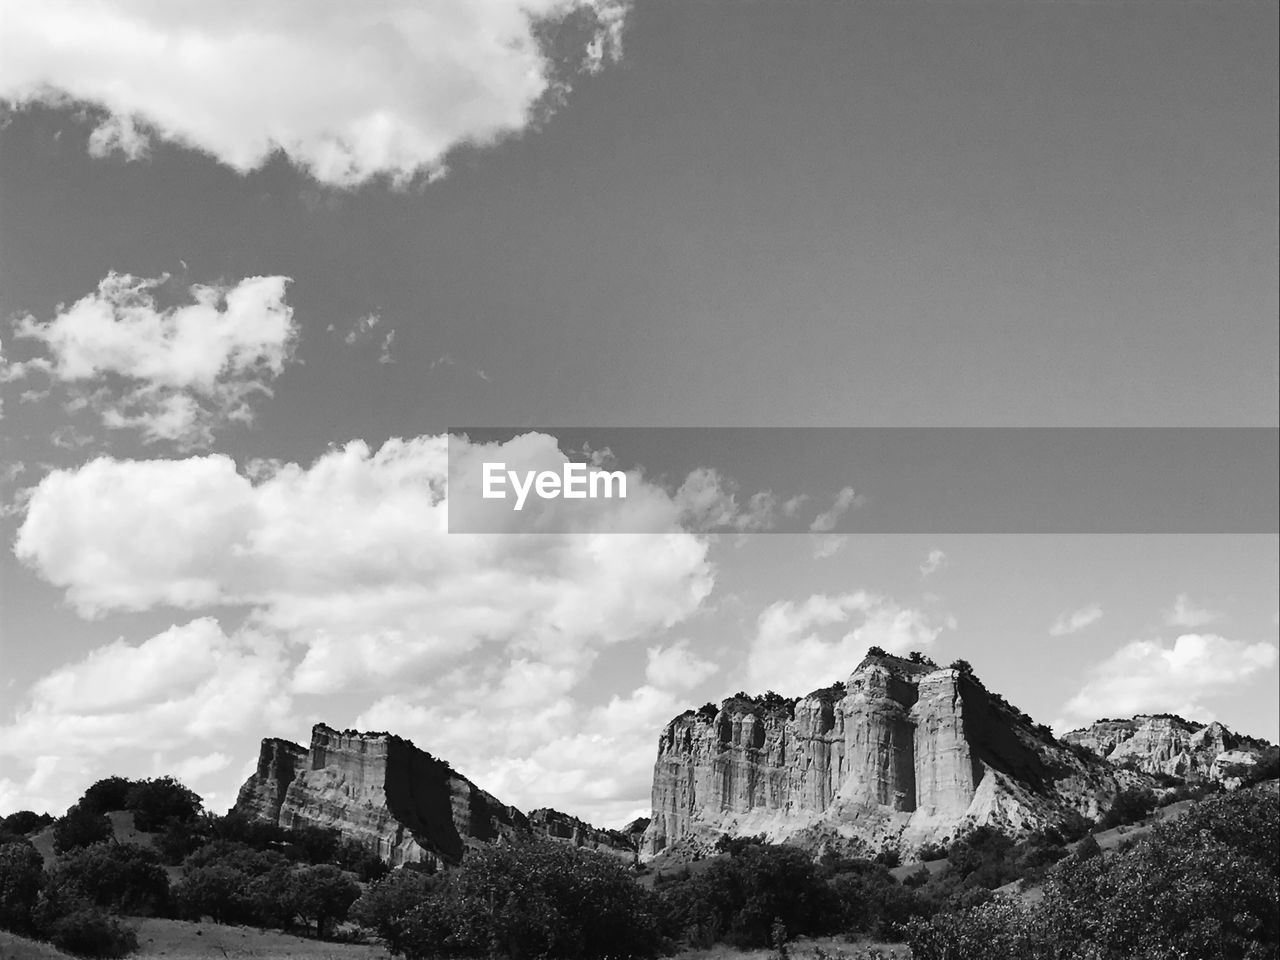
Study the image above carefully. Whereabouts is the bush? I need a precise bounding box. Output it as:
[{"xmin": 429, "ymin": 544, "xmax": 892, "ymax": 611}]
[
  {"xmin": 46, "ymin": 842, "xmax": 170, "ymax": 915},
  {"xmin": 1096, "ymin": 786, "xmax": 1158, "ymax": 831},
  {"xmin": 353, "ymin": 868, "xmax": 436, "ymax": 955},
  {"xmin": 288, "ymin": 864, "xmax": 361, "ymax": 938},
  {"xmin": 78, "ymin": 778, "xmax": 135, "ymax": 816},
  {"xmin": 0, "ymin": 840, "xmax": 45, "ymax": 934},
  {"xmin": 45, "ymin": 908, "xmax": 138, "ymax": 959},
  {"xmin": 905, "ymin": 788, "xmax": 1280, "ymax": 960},
  {"xmin": 52, "ymin": 805, "xmax": 112, "ymax": 853},
  {"xmin": 124, "ymin": 777, "xmax": 202, "ymax": 831},
  {"xmin": 659, "ymin": 842, "xmax": 838, "ymax": 949},
  {"xmin": 400, "ymin": 840, "xmax": 663, "ymax": 959},
  {"xmin": 0, "ymin": 811, "xmax": 53, "ymax": 837}
]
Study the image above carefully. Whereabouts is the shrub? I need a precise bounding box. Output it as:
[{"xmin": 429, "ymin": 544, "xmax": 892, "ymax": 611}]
[
  {"xmin": 660, "ymin": 842, "xmax": 838, "ymax": 949},
  {"xmin": 45, "ymin": 908, "xmax": 138, "ymax": 959},
  {"xmin": 353, "ymin": 868, "xmax": 436, "ymax": 955},
  {"xmin": 400, "ymin": 840, "xmax": 663, "ymax": 959},
  {"xmin": 46, "ymin": 842, "xmax": 170, "ymax": 915},
  {"xmin": 0, "ymin": 840, "xmax": 45, "ymax": 934},
  {"xmin": 1097, "ymin": 786, "xmax": 1158, "ymax": 830},
  {"xmin": 288, "ymin": 864, "xmax": 361, "ymax": 938},
  {"xmin": 78, "ymin": 777, "xmax": 135, "ymax": 816},
  {"xmin": 52, "ymin": 804, "xmax": 112, "ymax": 853},
  {"xmin": 0, "ymin": 811, "xmax": 53, "ymax": 837},
  {"xmin": 905, "ymin": 788, "xmax": 1280, "ymax": 960},
  {"xmin": 124, "ymin": 777, "xmax": 202, "ymax": 831}
]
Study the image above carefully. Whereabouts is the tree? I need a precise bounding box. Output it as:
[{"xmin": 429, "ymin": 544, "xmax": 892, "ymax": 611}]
[
  {"xmin": 52, "ymin": 805, "xmax": 112, "ymax": 853},
  {"xmin": 78, "ymin": 777, "xmax": 135, "ymax": 816},
  {"xmin": 353, "ymin": 868, "xmax": 436, "ymax": 955},
  {"xmin": 0, "ymin": 840, "xmax": 44, "ymax": 934},
  {"xmin": 124, "ymin": 777, "xmax": 202, "ymax": 831},
  {"xmin": 0, "ymin": 811, "xmax": 53, "ymax": 837},
  {"xmin": 289, "ymin": 864, "xmax": 361, "ymax": 937},
  {"xmin": 46, "ymin": 842, "xmax": 169, "ymax": 915}
]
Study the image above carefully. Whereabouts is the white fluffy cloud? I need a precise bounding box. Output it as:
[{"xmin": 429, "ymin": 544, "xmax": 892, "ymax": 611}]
[
  {"xmin": 645, "ymin": 640, "xmax": 718, "ymax": 691},
  {"xmin": 0, "ymin": 0, "xmax": 630, "ymax": 187},
  {"xmin": 1050, "ymin": 603, "xmax": 1103, "ymax": 637},
  {"xmin": 744, "ymin": 592, "xmax": 952, "ymax": 695},
  {"xmin": 1164, "ymin": 594, "xmax": 1221, "ymax": 629},
  {"xmin": 1061, "ymin": 633, "xmax": 1279, "ymax": 727},
  {"xmin": 5, "ymin": 432, "xmax": 722, "ymax": 817},
  {"xmin": 0, "ymin": 618, "xmax": 293, "ymax": 810},
  {"xmin": 5, "ymin": 272, "xmax": 295, "ymax": 445},
  {"xmin": 15, "ymin": 435, "xmax": 714, "ymax": 670}
]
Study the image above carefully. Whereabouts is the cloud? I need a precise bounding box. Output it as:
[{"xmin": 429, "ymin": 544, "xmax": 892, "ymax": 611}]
[
  {"xmin": 5, "ymin": 432, "xmax": 728, "ymax": 818},
  {"xmin": 4, "ymin": 272, "xmax": 295, "ymax": 446},
  {"xmin": 1050, "ymin": 603, "xmax": 1103, "ymax": 637},
  {"xmin": 1164, "ymin": 594, "xmax": 1221, "ymax": 629},
  {"xmin": 809, "ymin": 486, "xmax": 860, "ymax": 532},
  {"xmin": 645, "ymin": 640, "xmax": 718, "ymax": 691},
  {"xmin": 812, "ymin": 534, "xmax": 847, "ymax": 560},
  {"xmin": 919, "ymin": 549, "xmax": 947, "ymax": 577},
  {"xmin": 1060, "ymin": 633, "xmax": 1279, "ymax": 727},
  {"xmin": 0, "ymin": 0, "xmax": 631, "ymax": 187},
  {"xmin": 0, "ymin": 618, "xmax": 294, "ymax": 810},
  {"xmin": 15, "ymin": 432, "xmax": 715, "ymax": 684},
  {"xmin": 672, "ymin": 468, "xmax": 778, "ymax": 533},
  {"xmin": 743, "ymin": 592, "xmax": 952, "ymax": 695}
]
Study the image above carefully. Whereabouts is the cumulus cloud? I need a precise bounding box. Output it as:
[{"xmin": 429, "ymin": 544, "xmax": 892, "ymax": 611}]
[
  {"xmin": 1164, "ymin": 594, "xmax": 1221, "ymax": 629},
  {"xmin": 743, "ymin": 592, "xmax": 952, "ymax": 695},
  {"xmin": 1060, "ymin": 633, "xmax": 1279, "ymax": 727},
  {"xmin": 645, "ymin": 640, "xmax": 718, "ymax": 691},
  {"xmin": 5, "ymin": 432, "xmax": 728, "ymax": 817},
  {"xmin": 1050, "ymin": 603, "xmax": 1103, "ymax": 637},
  {"xmin": 0, "ymin": 0, "xmax": 631, "ymax": 187},
  {"xmin": 4, "ymin": 272, "xmax": 295, "ymax": 445},
  {"xmin": 808, "ymin": 486, "xmax": 861, "ymax": 533},
  {"xmin": 0, "ymin": 618, "xmax": 294, "ymax": 810},
  {"xmin": 15, "ymin": 437, "xmax": 714, "ymax": 675},
  {"xmin": 920, "ymin": 549, "xmax": 947, "ymax": 577}
]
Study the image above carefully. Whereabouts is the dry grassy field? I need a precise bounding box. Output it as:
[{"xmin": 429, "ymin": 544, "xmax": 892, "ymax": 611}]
[{"xmin": 1, "ymin": 924, "xmax": 907, "ymax": 960}]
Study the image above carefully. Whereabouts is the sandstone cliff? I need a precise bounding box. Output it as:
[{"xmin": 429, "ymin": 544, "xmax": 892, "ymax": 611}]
[
  {"xmin": 642, "ymin": 653, "xmax": 1119, "ymax": 861},
  {"xmin": 527, "ymin": 808, "xmax": 638, "ymax": 862},
  {"xmin": 1062, "ymin": 715, "xmax": 1271, "ymax": 782},
  {"xmin": 234, "ymin": 724, "xmax": 528, "ymax": 867}
]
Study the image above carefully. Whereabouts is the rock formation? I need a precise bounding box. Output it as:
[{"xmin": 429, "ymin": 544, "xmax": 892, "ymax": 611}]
[
  {"xmin": 1062, "ymin": 715, "xmax": 1271, "ymax": 782},
  {"xmin": 234, "ymin": 724, "xmax": 528, "ymax": 867},
  {"xmin": 642, "ymin": 653, "xmax": 1121, "ymax": 861},
  {"xmin": 527, "ymin": 808, "xmax": 638, "ymax": 862}
]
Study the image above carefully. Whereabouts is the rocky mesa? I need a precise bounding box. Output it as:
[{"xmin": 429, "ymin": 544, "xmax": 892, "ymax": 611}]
[
  {"xmin": 1062, "ymin": 715, "xmax": 1272, "ymax": 784},
  {"xmin": 642, "ymin": 652, "xmax": 1123, "ymax": 861},
  {"xmin": 234, "ymin": 723, "xmax": 638, "ymax": 867}
]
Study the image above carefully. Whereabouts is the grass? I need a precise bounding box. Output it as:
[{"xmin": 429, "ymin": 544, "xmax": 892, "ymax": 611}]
[{"xmin": 671, "ymin": 937, "xmax": 910, "ymax": 959}]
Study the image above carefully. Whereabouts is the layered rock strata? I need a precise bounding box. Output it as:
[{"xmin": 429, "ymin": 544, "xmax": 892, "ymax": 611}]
[
  {"xmin": 528, "ymin": 808, "xmax": 638, "ymax": 862},
  {"xmin": 642, "ymin": 653, "xmax": 1118, "ymax": 860},
  {"xmin": 1063, "ymin": 716, "xmax": 1271, "ymax": 781},
  {"xmin": 234, "ymin": 724, "xmax": 528, "ymax": 867}
]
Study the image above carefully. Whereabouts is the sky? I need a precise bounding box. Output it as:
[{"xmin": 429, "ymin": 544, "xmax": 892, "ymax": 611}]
[{"xmin": 0, "ymin": 0, "xmax": 1276, "ymax": 828}]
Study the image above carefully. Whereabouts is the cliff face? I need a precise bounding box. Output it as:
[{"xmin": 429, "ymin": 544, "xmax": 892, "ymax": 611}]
[
  {"xmin": 527, "ymin": 808, "xmax": 638, "ymax": 862},
  {"xmin": 1063, "ymin": 716, "xmax": 1271, "ymax": 781},
  {"xmin": 642, "ymin": 654, "xmax": 1117, "ymax": 860},
  {"xmin": 234, "ymin": 724, "xmax": 528, "ymax": 867}
]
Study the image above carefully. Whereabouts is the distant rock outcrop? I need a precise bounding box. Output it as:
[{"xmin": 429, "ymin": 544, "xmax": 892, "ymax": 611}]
[
  {"xmin": 642, "ymin": 653, "xmax": 1122, "ymax": 861},
  {"xmin": 527, "ymin": 808, "xmax": 638, "ymax": 862},
  {"xmin": 1062, "ymin": 715, "xmax": 1272, "ymax": 782},
  {"xmin": 234, "ymin": 724, "xmax": 528, "ymax": 868}
]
